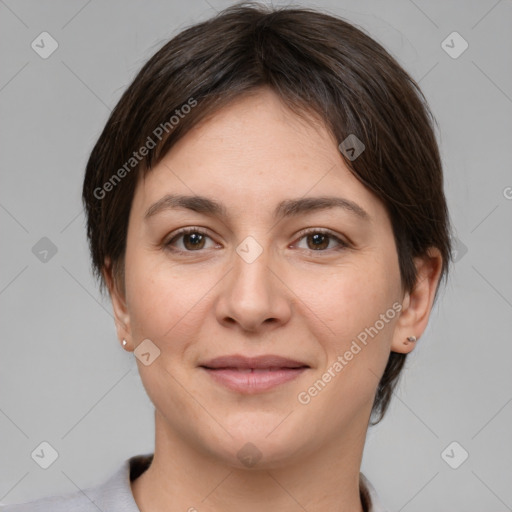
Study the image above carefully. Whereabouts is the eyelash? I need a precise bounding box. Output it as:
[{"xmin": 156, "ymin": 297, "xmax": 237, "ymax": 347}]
[{"xmin": 164, "ymin": 227, "xmax": 349, "ymax": 254}]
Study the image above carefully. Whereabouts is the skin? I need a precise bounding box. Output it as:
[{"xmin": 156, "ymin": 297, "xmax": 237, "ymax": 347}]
[{"xmin": 105, "ymin": 87, "xmax": 443, "ymax": 512}]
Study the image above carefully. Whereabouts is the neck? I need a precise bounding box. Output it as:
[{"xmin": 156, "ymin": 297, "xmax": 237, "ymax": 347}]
[{"xmin": 131, "ymin": 410, "xmax": 369, "ymax": 512}]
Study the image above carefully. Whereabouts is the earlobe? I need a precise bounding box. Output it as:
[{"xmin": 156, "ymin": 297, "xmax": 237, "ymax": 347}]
[
  {"xmin": 391, "ymin": 248, "xmax": 443, "ymax": 354},
  {"xmin": 391, "ymin": 332, "xmax": 418, "ymax": 354},
  {"xmin": 103, "ymin": 258, "xmax": 132, "ymax": 350}
]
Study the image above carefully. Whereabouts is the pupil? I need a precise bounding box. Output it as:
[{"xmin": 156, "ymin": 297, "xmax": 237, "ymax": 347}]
[
  {"xmin": 309, "ymin": 233, "xmax": 328, "ymax": 250},
  {"xmin": 185, "ymin": 233, "xmax": 204, "ymax": 249}
]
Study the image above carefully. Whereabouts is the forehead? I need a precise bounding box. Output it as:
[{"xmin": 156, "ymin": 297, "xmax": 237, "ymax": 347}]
[{"xmin": 132, "ymin": 89, "xmax": 387, "ymax": 224}]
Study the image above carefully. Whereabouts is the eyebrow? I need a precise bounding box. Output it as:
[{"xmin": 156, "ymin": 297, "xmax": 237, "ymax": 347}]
[{"xmin": 144, "ymin": 194, "xmax": 370, "ymax": 222}]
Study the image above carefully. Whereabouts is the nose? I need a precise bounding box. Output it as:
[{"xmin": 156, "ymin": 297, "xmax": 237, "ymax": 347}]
[{"xmin": 215, "ymin": 241, "xmax": 292, "ymax": 334}]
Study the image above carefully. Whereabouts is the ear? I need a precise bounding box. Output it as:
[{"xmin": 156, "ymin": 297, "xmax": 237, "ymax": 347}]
[
  {"xmin": 103, "ymin": 257, "xmax": 133, "ymax": 351},
  {"xmin": 391, "ymin": 247, "xmax": 443, "ymax": 354}
]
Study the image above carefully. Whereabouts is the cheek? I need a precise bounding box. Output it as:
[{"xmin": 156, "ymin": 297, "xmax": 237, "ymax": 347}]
[
  {"xmin": 124, "ymin": 249, "xmax": 217, "ymax": 343},
  {"xmin": 295, "ymin": 269, "xmax": 401, "ymax": 417},
  {"xmin": 294, "ymin": 258, "xmax": 400, "ymax": 340},
  {"xmin": 302, "ymin": 266, "xmax": 401, "ymax": 401}
]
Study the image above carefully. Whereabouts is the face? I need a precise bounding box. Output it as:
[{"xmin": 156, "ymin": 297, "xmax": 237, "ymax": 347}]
[{"xmin": 112, "ymin": 88, "xmax": 414, "ymax": 469}]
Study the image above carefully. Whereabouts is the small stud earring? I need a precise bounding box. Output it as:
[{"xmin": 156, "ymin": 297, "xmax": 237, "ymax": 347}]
[
  {"xmin": 406, "ymin": 336, "xmax": 417, "ymax": 342},
  {"xmin": 122, "ymin": 339, "xmax": 127, "ymax": 347}
]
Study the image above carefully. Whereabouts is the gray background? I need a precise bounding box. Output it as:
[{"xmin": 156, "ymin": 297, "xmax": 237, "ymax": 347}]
[{"xmin": 1, "ymin": 0, "xmax": 511, "ymax": 510}]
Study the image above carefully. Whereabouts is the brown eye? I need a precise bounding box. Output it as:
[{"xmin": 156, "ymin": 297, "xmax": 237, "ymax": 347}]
[
  {"xmin": 306, "ymin": 232, "xmax": 330, "ymax": 250},
  {"xmin": 295, "ymin": 230, "xmax": 348, "ymax": 252},
  {"xmin": 166, "ymin": 228, "xmax": 216, "ymax": 252},
  {"xmin": 182, "ymin": 232, "xmax": 206, "ymax": 250}
]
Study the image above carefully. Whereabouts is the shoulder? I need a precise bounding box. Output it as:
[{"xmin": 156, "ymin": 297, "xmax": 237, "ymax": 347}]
[
  {"xmin": 0, "ymin": 490, "xmax": 96, "ymax": 512},
  {"xmin": 0, "ymin": 454, "xmax": 153, "ymax": 512}
]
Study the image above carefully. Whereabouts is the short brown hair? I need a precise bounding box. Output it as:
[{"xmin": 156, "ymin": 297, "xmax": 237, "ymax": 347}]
[{"xmin": 82, "ymin": 2, "xmax": 453, "ymax": 424}]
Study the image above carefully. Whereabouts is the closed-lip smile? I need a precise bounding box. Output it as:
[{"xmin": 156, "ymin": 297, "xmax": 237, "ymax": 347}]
[{"xmin": 199, "ymin": 354, "xmax": 310, "ymax": 393}]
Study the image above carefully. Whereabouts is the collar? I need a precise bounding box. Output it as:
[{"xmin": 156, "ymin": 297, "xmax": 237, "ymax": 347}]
[{"xmin": 96, "ymin": 454, "xmax": 387, "ymax": 512}]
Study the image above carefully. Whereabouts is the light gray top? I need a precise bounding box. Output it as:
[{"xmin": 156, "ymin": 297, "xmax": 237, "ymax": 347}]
[{"xmin": 1, "ymin": 454, "xmax": 387, "ymax": 511}]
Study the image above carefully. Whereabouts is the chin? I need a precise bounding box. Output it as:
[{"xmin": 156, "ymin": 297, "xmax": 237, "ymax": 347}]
[{"xmin": 203, "ymin": 420, "xmax": 310, "ymax": 470}]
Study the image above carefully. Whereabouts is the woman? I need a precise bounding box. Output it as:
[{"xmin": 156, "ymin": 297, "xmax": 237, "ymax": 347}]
[{"xmin": 2, "ymin": 3, "xmax": 452, "ymax": 511}]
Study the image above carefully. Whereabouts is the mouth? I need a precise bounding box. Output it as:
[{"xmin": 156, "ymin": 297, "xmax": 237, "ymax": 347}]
[{"xmin": 199, "ymin": 355, "xmax": 310, "ymax": 393}]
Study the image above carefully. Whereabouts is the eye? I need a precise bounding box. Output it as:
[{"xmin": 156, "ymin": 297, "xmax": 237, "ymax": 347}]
[
  {"xmin": 164, "ymin": 227, "xmax": 348, "ymax": 254},
  {"xmin": 165, "ymin": 228, "xmax": 219, "ymax": 252},
  {"xmin": 294, "ymin": 229, "xmax": 348, "ymax": 252}
]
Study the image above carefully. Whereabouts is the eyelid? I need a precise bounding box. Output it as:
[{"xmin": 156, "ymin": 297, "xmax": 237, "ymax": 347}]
[
  {"xmin": 292, "ymin": 227, "xmax": 350, "ymax": 250},
  {"xmin": 165, "ymin": 226, "xmax": 216, "ymax": 246},
  {"xmin": 164, "ymin": 226, "xmax": 349, "ymax": 253}
]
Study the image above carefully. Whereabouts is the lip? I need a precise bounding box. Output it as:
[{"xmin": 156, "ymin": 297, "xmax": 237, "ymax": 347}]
[
  {"xmin": 200, "ymin": 354, "xmax": 309, "ymax": 370},
  {"xmin": 199, "ymin": 354, "xmax": 310, "ymax": 394}
]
